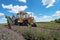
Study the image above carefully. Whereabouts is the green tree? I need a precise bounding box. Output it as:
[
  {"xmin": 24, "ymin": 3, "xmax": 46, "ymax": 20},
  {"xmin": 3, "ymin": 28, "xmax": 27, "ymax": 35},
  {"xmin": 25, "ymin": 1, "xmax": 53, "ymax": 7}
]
[
  {"xmin": 54, "ymin": 18, "xmax": 60, "ymax": 23},
  {"xmin": 5, "ymin": 16, "xmax": 13, "ymax": 29}
]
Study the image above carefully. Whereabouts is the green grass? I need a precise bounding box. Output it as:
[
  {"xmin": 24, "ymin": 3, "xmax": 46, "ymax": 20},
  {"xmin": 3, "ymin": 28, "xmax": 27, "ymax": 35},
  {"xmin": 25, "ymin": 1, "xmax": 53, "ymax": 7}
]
[
  {"xmin": 0, "ymin": 23, "xmax": 7, "ymax": 26},
  {"xmin": 13, "ymin": 22, "xmax": 60, "ymax": 40},
  {"xmin": 36, "ymin": 22, "xmax": 60, "ymax": 29},
  {"xmin": 0, "ymin": 22, "xmax": 60, "ymax": 29},
  {"xmin": 0, "ymin": 23, "xmax": 7, "ymax": 28},
  {"xmin": 14, "ymin": 27, "xmax": 60, "ymax": 40}
]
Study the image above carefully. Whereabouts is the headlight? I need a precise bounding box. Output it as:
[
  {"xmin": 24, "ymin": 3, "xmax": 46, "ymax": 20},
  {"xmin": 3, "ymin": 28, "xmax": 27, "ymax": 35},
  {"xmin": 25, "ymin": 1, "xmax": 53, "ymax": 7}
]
[{"xmin": 18, "ymin": 21, "xmax": 20, "ymax": 22}]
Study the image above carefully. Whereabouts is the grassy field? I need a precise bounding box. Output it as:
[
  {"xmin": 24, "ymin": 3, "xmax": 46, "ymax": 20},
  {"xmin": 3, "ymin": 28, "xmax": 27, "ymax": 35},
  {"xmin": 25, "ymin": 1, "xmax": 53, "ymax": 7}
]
[
  {"xmin": 0, "ymin": 23, "xmax": 7, "ymax": 26},
  {"xmin": 0, "ymin": 22, "xmax": 60, "ymax": 29},
  {"xmin": 13, "ymin": 22, "xmax": 60, "ymax": 40},
  {"xmin": 36, "ymin": 22, "xmax": 60, "ymax": 30},
  {"xmin": 0, "ymin": 22, "xmax": 60, "ymax": 40}
]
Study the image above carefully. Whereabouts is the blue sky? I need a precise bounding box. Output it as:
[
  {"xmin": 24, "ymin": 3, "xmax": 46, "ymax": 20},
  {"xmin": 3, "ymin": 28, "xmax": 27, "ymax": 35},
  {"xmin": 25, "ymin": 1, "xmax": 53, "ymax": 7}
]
[{"xmin": 0, "ymin": 0, "xmax": 60, "ymax": 23}]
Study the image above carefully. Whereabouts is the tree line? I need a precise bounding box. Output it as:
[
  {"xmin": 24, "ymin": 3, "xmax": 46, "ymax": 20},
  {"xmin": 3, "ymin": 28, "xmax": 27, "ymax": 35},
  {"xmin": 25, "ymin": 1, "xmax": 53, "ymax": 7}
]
[{"xmin": 51, "ymin": 18, "xmax": 60, "ymax": 23}]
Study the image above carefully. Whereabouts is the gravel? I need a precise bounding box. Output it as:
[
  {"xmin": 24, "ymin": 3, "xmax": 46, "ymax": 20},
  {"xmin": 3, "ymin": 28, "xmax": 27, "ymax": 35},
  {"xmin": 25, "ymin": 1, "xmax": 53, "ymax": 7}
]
[{"xmin": 0, "ymin": 26, "xmax": 25, "ymax": 40}]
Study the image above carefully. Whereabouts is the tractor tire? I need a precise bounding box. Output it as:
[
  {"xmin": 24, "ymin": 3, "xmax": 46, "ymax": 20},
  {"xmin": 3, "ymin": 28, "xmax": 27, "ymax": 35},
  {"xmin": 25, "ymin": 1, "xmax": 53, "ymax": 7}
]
[
  {"xmin": 31, "ymin": 23, "xmax": 37, "ymax": 27},
  {"xmin": 22, "ymin": 20, "xmax": 29, "ymax": 26},
  {"xmin": 18, "ymin": 22, "xmax": 23, "ymax": 26},
  {"xmin": 23, "ymin": 22, "xmax": 28, "ymax": 26}
]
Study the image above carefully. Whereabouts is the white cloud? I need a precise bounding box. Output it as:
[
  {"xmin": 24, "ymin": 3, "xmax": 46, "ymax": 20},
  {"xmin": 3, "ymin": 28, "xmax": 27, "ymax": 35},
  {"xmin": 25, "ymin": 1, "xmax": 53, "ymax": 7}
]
[
  {"xmin": 42, "ymin": 15, "xmax": 52, "ymax": 19},
  {"xmin": 53, "ymin": 11, "xmax": 60, "ymax": 16},
  {"xmin": 0, "ymin": 17, "xmax": 7, "ymax": 24},
  {"xmin": 0, "ymin": 13, "xmax": 4, "ymax": 16},
  {"xmin": 1, "ymin": 17, "xmax": 7, "ymax": 20},
  {"xmin": 37, "ymin": 15, "xmax": 52, "ymax": 22},
  {"xmin": 2, "ymin": 4, "xmax": 28, "ymax": 13},
  {"xmin": 0, "ymin": 13, "xmax": 7, "ymax": 23},
  {"xmin": 2, "ymin": 4, "xmax": 13, "ymax": 9},
  {"xmin": 18, "ymin": 0, "xmax": 26, "ymax": 3},
  {"xmin": 42, "ymin": 0, "xmax": 55, "ymax": 8},
  {"xmin": 34, "ymin": 15, "xmax": 52, "ymax": 22},
  {"xmin": 27, "ymin": 12, "xmax": 34, "ymax": 17}
]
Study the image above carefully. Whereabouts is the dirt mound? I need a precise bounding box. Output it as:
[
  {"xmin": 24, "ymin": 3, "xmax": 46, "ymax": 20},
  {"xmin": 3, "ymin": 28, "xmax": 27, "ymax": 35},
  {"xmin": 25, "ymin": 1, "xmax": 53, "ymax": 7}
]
[{"xmin": 0, "ymin": 27, "xmax": 25, "ymax": 40}]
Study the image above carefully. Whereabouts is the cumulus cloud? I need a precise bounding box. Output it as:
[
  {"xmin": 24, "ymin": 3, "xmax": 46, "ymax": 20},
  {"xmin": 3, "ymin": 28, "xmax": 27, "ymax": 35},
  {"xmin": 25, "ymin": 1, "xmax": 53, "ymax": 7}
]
[
  {"xmin": 53, "ymin": 11, "xmax": 60, "ymax": 16},
  {"xmin": 2, "ymin": 4, "xmax": 28, "ymax": 13},
  {"xmin": 37, "ymin": 15, "xmax": 52, "ymax": 22},
  {"xmin": 42, "ymin": 0, "xmax": 55, "ymax": 8},
  {"xmin": 0, "ymin": 13, "xmax": 4, "ymax": 16},
  {"xmin": 1, "ymin": 17, "xmax": 7, "ymax": 20},
  {"xmin": 2, "ymin": 4, "xmax": 13, "ymax": 9},
  {"xmin": 27, "ymin": 12, "xmax": 34, "ymax": 17},
  {"xmin": 18, "ymin": 0, "xmax": 26, "ymax": 3},
  {"xmin": 0, "ymin": 17, "xmax": 7, "ymax": 24},
  {"xmin": 34, "ymin": 15, "xmax": 52, "ymax": 22},
  {"xmin": 0, "ymin": 12, "xmax": 7, "ymax": 23}
]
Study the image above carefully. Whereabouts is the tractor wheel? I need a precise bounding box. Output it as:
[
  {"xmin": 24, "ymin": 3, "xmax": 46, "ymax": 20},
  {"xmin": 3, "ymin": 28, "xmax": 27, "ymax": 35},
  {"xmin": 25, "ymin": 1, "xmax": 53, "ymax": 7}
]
[
  {"xmin": 23, "ymin": 22, "xmax": 28, "ymax": 26},
  {"xmin": 31, "ymin": 23, "xmax": 37, "ymax": 27},
  {"xmin": 22, "ymin": 20, "xmax": 29, "ymax": 26},
  {"xmin": 19, "ymin": 22, "xmax": 23, "ymax": 26}
]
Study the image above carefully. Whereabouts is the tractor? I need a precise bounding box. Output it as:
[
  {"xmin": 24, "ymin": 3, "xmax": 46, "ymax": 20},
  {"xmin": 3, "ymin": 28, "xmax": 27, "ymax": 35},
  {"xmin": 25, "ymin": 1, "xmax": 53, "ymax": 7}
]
[
  {"xmin": 14, "ymin": 11, "xmax": 37, "ymax": 27},
  {"xmin": 5, "ymin": 11, "xmax": 37, "ymax": 29}
]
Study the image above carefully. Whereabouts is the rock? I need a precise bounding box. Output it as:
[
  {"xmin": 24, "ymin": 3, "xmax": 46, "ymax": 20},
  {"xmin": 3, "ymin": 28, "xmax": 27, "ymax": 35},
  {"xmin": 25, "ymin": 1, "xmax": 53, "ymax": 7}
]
[{"xmin": 0, "ymin": 27, "xmax": 25, "ymax": 40}]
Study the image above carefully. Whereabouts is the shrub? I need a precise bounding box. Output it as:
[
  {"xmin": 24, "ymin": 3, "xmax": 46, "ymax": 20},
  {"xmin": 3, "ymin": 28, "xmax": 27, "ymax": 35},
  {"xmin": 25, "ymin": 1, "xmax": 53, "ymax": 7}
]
[
  {"xmin": 14, "ymin": 27, "xmax": 60, "ymax": 40},
  {"xmin": 54, "ymin": 18, "xmax": 60, "ymax": 23}
]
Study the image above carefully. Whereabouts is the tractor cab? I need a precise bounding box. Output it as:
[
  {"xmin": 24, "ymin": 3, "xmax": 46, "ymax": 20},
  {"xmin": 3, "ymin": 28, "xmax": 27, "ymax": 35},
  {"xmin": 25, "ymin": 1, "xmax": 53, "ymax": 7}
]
[{"xmin": 17, "ymin": 12, "xmax": 29, "ymax": 18}]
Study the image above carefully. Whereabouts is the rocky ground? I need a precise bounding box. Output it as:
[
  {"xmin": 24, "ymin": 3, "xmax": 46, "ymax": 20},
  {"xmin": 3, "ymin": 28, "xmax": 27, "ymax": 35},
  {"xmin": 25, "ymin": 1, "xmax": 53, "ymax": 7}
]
[{"xmin": 0, "ymin": 26, "xmax": 25, "ymax": 40}]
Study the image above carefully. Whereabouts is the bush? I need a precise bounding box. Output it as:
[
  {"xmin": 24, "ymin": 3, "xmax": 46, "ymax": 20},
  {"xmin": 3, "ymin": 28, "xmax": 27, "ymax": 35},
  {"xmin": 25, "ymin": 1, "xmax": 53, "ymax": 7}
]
[
  {"xmin": 54, "ymin": 18, "xmax": 60, "ymax": 23},
  {"xmin": 14, "ymin": 27, "xmax": 60, "ymax": 40}
]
